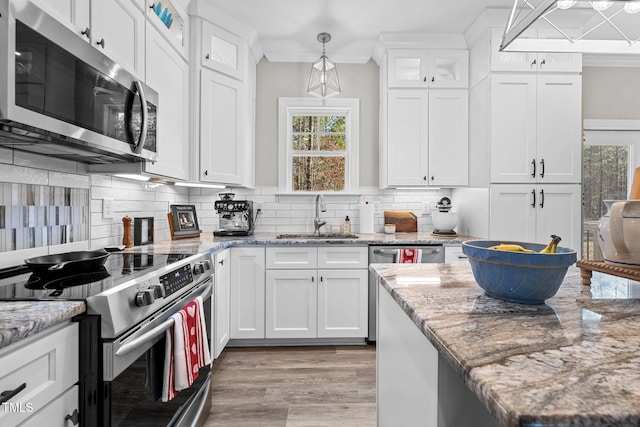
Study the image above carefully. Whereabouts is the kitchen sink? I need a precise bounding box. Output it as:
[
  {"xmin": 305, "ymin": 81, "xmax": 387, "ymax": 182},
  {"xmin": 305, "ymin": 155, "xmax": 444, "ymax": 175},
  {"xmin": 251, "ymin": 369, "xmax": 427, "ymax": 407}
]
[{"xmin": 276, "ymin": 233, "xmax": 359, "ymax": 239}]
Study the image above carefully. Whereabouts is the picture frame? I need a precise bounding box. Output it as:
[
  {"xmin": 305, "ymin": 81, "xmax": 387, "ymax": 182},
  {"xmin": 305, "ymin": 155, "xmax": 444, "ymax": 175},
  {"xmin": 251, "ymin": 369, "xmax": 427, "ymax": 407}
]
[
  {"xmin": 169, "ymin": 204, "xmax": 202, "ymax": 239},
  {"xmin": 133, "ymin": 217, "xmax": 154, "ymax": 246}
]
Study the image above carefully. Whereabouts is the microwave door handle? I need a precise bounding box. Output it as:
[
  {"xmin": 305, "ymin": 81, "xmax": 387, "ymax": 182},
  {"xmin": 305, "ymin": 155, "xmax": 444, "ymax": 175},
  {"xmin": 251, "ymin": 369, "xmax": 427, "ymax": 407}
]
[{"xmin": 132, "ymin": 81, "xmax": 148, "ymax": 154}]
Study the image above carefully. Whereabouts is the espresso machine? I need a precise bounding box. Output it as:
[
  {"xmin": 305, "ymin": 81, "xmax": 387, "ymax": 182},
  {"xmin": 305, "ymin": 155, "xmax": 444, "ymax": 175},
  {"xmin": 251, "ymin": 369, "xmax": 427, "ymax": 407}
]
[{"xmin": 214, "ymin": 193, "xmax": 255, "ymax": 236}]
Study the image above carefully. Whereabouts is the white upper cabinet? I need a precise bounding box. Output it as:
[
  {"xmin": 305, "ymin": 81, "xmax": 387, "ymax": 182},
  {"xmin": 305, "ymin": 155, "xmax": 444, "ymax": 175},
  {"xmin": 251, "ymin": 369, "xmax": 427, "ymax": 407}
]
[
  {"xmin": 385, "ymin": 89, "xmax": 468, "ymax": 187},
  {"xmin": 490, "ymin": 28, "xmax": 582, "ymax": 73},
  {"xmin": 388, "ymin": 49, "xmax": 469, "ymax": 88},
  {"xmin": 144, "ymin": 0, "xmax": 189, "ymax": 59},
  {"xmin": 490, "ymin": 74, "xmax": 582, "ymax": 184},
  {"xmin": 201, "ymin": 20, "xmax": 246, "ymax": 80},
  {"xmin": 144, "ymin": 21, "xmax": 190, "ymax": 181},
  {"xmin": 91, "ymin": 0, "xmax": 146, "ymax": 78}
]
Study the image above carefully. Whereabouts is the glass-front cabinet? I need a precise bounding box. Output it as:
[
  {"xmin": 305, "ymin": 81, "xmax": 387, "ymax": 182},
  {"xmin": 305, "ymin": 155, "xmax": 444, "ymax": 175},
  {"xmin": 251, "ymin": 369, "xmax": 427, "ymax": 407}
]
[
  {"xmin": 145, "ymin": 0, "xmax": 189, "ymax": 59},
  {"xmin": 388, "ymin": 49, "xmax": 469, "ymax": 88}
]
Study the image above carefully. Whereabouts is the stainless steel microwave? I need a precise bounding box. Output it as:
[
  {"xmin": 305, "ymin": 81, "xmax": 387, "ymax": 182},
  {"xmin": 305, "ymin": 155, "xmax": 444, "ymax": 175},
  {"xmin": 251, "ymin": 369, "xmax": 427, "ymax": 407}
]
[{"xmin": 0, "ymin": 1, "xmax": 158, "ymax": 164}]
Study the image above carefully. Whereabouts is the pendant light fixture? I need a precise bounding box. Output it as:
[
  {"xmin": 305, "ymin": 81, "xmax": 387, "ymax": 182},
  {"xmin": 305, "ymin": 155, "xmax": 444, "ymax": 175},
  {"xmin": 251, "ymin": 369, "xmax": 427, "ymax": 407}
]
[{"xmin": 307, "ymin": 32, "xmax": 341, "ymax": 98}]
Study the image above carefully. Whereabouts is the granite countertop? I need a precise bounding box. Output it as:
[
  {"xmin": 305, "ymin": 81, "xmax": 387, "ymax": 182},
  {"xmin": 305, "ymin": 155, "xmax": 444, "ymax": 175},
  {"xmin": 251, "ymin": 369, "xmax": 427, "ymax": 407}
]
[
  {"xmin": 370, "ymin": 262, "xmax": 640, "ymax": 427},
  {"xmin": 0, "ymin": 301, "xmax": 86, "ymax": 351},
  {"xmin": 124, "ymin": 231, "xmax": 475, "ymax": 255}
]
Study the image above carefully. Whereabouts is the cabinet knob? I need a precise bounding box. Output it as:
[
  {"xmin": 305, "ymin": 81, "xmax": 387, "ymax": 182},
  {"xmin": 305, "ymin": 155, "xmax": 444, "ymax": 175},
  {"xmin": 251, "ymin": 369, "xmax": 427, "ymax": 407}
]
[
  {"xmin": 311, "ymin": 276, "xmax": 314, "ymax": 283},
  {"xmin": 423, "ymin": 76, "xmax": 427, "ymax": 82},
  {"xmin": 65, "ymin": 409, "xmax": 80, "ymax": 425},
  {"xmin": 423, "ymin": 176, "xmax": 427, "ymax": 181},
  {"xmin": 96, "ymin": 38, "xmax": 105, "ymax": 48},
  {"xmin": 203, "ymin": 170, "xmax": 208, "ymax": 176},
  {"xmin": 219, "ymin": 259, "xmax": 224, "ymax": 265},
  {"xmin": 431, "ymin": 76, "xmax": 435, "ymax": 82},
  {"xmin": 431, "ymin": 176, "xmax": 434, "ymax": 181},
  {"xmin": 531, "ymin": 58, "xmax": 537, "ymax": 68},
  {"xmin": 149, "ymin": 3, "xmax": 156, "ymax": 9},
  {"xmin": 540, "ymin": 59, "xmax": 546, "ymax": 67},
  {"xmin": 81, "ymin": 27, "xmax": 90, "ymax": 39},
  {"xmin": 205, "ymin": 53, "xmax": 210, "ymax": 60}
]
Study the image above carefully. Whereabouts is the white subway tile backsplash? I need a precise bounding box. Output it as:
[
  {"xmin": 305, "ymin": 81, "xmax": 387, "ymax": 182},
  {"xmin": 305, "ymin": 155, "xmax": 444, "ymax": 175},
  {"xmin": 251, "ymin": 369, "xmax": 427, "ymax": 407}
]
[{"xmin": 14, "ymin": 151, "xmax": 80, "ymax": 174}]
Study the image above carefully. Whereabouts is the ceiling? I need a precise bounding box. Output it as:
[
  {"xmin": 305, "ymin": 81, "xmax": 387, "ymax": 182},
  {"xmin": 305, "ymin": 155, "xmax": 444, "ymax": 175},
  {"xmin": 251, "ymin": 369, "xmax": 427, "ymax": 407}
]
[{"xmin": 206, "ymin": 0, "xmax": 515, "ymax": 63}]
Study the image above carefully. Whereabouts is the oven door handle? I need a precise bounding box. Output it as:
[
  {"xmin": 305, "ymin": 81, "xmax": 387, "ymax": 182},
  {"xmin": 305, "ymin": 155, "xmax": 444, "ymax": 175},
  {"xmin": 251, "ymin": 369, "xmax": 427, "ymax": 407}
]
[{"xmin": 115, "ymin": 281, "xmax": 212, "ymax": 357}]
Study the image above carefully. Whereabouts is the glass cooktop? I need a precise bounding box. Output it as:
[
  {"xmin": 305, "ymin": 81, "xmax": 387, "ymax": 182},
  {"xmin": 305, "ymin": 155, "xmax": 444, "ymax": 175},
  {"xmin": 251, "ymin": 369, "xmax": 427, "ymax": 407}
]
[{"xmin": 0, "ymin": 253, "xmax": 190, "ymax": 300}]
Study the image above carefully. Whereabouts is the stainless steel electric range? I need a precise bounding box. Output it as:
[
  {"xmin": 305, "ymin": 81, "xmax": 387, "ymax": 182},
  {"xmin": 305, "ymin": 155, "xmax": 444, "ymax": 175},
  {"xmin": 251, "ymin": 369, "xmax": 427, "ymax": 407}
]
[{"xmin": 0, "ymin": 251, "xmax": 214, "ymax": 427}]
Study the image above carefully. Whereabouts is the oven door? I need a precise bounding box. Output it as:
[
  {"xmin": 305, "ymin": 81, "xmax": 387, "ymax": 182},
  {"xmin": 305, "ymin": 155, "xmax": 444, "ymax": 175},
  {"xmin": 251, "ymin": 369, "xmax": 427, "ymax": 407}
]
[{"xmin": 101, "ymin": 278, "xmax": 212, "ymax": 427}]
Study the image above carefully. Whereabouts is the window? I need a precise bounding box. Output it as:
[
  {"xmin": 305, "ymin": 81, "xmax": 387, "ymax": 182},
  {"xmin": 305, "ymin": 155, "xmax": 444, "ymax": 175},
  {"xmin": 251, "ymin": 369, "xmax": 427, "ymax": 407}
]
[{"xmin": 278, "ymin": 98, "xmax": 359, "ymax": 193}]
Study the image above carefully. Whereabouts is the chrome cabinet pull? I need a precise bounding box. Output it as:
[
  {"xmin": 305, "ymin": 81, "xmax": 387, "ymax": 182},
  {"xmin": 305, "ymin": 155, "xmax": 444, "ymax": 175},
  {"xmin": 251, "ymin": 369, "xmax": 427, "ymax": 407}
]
[{"xmin": 0, "ymin": 383, "xmax": 26, "ymax": 404}]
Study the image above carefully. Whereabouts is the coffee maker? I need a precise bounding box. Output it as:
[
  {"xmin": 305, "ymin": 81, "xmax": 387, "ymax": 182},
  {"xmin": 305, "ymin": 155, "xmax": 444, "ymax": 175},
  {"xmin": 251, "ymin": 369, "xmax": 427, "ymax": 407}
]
[{"xmin": 214, "ymin": 193, "xmax": 255, "ymax": 236}]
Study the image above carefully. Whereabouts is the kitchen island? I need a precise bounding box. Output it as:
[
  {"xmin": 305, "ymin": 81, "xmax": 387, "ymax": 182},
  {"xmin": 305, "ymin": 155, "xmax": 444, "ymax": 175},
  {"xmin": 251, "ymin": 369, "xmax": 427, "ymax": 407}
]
[{"xmin": 371, "ymin": 262, "xmax": 640, "ymax": 427}]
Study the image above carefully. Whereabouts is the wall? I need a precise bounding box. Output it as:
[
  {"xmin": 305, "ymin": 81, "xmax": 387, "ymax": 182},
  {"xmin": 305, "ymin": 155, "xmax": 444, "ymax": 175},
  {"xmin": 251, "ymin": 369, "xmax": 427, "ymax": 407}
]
[
  {"xmin": 255, "ymin": 59, "xmax": 379, "ymax": 187},
  {"xmin": 582, "ymin": 67, "xmax": 640, "ymax": 120}
]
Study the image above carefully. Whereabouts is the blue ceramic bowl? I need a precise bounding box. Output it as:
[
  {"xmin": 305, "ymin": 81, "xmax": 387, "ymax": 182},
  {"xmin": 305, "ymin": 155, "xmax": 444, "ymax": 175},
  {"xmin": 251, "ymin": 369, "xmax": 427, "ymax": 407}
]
[{"xmin": 462, "ymin": 240, "xmax": 577, "ymax": 304}]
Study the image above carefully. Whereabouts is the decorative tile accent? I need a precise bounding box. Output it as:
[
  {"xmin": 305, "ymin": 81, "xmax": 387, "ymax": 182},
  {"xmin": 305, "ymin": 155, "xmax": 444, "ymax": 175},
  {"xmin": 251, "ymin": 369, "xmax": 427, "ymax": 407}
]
[{"xmin": 0, "ymin": 182, "xmax": 89, "ymax": 252}]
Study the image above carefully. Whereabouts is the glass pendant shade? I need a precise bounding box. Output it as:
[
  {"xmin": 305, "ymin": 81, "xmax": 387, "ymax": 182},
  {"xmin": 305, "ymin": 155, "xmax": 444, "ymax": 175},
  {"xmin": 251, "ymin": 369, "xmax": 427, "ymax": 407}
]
[{"xmin": 307, "ymin": 33, "xmax": 341, "ymax": 98}]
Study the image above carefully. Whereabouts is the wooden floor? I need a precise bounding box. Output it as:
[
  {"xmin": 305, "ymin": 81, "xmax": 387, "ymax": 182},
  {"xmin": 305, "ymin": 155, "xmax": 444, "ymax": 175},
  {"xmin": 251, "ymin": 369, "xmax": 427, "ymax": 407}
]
[{"xmin": 203, "ymin": 345, "xmax": 377, "ymax": 427}]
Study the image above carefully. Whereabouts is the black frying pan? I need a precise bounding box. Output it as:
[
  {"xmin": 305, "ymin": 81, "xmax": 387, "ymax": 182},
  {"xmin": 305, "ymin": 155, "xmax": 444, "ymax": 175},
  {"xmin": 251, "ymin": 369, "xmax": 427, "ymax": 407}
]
[{"xmin": 24, "ymin": 249, "xmax": 110, "ymax": 273}]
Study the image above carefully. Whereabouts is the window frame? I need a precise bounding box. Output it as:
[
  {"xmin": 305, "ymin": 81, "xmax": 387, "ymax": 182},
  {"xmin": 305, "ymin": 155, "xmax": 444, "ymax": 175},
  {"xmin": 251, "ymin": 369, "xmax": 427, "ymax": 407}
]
[{"xmin": 278, "ymin": 97, "xmax": 359, "ymax": 193}]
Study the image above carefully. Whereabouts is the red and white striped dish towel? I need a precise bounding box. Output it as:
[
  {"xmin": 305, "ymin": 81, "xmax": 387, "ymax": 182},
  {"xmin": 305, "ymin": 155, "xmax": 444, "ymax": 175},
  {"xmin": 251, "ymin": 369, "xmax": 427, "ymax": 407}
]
[
  {"xmin": 397, "ymin": 248, "xmax": 422, "ymax": 263},
  {"xmin": 162, "ymin": 296, "xmax": 211, "ymax": 402}
]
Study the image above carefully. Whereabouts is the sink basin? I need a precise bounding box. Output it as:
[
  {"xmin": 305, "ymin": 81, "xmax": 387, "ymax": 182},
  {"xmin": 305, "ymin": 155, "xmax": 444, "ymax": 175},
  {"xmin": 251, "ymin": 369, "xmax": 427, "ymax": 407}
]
[{"xmin": 276, "ymin": 233, "xmax": 359, "ymax": 239}]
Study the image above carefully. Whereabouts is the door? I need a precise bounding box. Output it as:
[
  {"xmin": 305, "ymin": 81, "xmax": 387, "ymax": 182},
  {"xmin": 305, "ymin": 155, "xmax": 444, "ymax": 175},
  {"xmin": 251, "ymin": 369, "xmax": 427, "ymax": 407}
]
[
  {"xmin": 426, "ymin": 49, "xmax": 469, "ymax": 88},
  {"xmin": 536, "ymin": 185, "xmax": 582, "ymax": 253},
  {"xmin": 265, "ymin": 270, "xmax": 317, "ymax": 339},
  {"xmin": 91, "ymin": 0, "xmax": 145, "ymax": 78},
  {"xmin": 490, "ymin": 74, "xmax": 537, "ymax": 183},
  {"xmin": 200, "ymin": 69, "xmax": 243, "ymax": 184},
  {"xmin": 428, "ymin": 89, "xmax": 469, "ymax": 186},
  {"xmin": 536, "ymin": 75, "xmax": 582, "ymax": 183},
  {"xmin": 144, "ymin": 22, "xmax": 190, "ymax": 181},
  {"xmin": 387, "ymin": 49, "xmax": 429, "ymax": 88},
  {"xmin": 230, "ymin": 247, "xmax": 265, "ymax": 339},
  {"xmin": 489, "ymin": 184, "xmax": 537, "ymax": 243},
  {"xmin": 387, "ymin": 90, "xmax": 428, "ymax": 186},
  {"xmin": 214, "ymin": 249, "xmax": 230, "ymax": 358},
  {"xmin": 317, "ymin": 270, "xmax": 368, "ymax": 338}
]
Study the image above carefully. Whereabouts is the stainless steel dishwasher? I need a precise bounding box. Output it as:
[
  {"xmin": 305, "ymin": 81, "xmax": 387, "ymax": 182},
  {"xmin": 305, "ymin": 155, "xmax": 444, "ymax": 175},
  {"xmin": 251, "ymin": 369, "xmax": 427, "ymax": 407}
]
[{"xmin": 368, "ymin": 245, "xmax": 445, "ymax": 343}]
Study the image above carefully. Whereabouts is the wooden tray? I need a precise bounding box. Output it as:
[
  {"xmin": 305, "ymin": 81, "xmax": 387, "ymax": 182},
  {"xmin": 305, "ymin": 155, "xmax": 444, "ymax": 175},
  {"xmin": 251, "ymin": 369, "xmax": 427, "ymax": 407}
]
[
  {"xmin": 576, "ymin": 259, "xmax": 640, "ymax": 286},
  {"xmin": 384, "ymin": 210, "xmax": 418, "ymax": 232}
]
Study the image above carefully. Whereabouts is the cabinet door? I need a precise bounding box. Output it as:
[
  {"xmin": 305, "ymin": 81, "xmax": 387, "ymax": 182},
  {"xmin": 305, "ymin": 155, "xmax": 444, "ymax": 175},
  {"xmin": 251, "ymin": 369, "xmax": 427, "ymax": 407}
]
[
  {"xmin": 536, "ymin": 75, "xmax": 582, "ymax": 183},
  {"xmin": 428, "ymin": 89, "xmax": 469, "ymax": 186},
  {"xmin": 213, "ymin": 249, "xmax": 230, "ymax": 358},
  {"xmin": 91, "ymin": 0, "xmax": 145, "ymax": 78},
  {"xmin": 387, "ymin": 49, "xmax": 429, "ymax": 88},
  {"xmin": 144, "ymin": 22, "xmax": 190, "ymax": 181},
  {"xmin": 489, "ymin": 185, "xmax": 537, "ymax": 243},
  {"xmin": 536, "ymin": 184, "xmax": 582, "ymax": 253},
  {"xmin": 426, "ymin": 49, "xmax": 469, "ymax": 88},
  {"xmin": 387, "ymin": 90, "xmax": 429, "ymax": 186},
  {"xmin": 265, "ymin": 270, "xmax": 317, "ymax": 339},
  {"xmin": 317, "ymin": 269, "xmax": 368, "ymax": 338},
  {"xmin": 201, "ymin": 20, "xmax": 246, "ymax": 80},
  {"xmin": 200, "ymin": 69, "xmax": 244, "ymax": 185},
  {"xmin": 230, "ymin": 247, "xmax": 265, "ymax": 339},
  {"xmin": 490, "ymin": 74, "xmax": 537, "ymax": 183},
  {"xmin": 31, "ymin": 0, "xmax": 90, "ymax": 41},
  {"xmin": 444, "ymin": 245, "xmax": 468, "ymax": 263}
]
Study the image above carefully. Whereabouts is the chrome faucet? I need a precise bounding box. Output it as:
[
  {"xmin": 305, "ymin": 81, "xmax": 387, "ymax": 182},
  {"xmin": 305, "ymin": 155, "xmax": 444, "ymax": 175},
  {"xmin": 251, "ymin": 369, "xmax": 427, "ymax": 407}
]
[{"xmin": 314, "ymin": 194, "xmax": 327, "ymax": 235}]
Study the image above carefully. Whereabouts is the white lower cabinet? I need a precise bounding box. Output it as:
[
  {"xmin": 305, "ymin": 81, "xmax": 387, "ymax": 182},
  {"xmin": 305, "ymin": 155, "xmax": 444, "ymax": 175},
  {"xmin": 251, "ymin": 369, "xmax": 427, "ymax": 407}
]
[
  {"xmin": 213, "ymin": 248, "xmax": 231, "ymax": 358},
  {"xmin": 229, "ymin": 247, "xmax": 265, "ymax": 339},
  {"xmin": 444, "ymin": 245, "xmax": 468, "ymax": 263},
  {"xmin": 489, "ymin": 184, "xmax": 582, "ymax": 252},
  {"xmin": 264, "ymin": 247, "xmax": 368, "ymax": 340},
  {"xmin": 0, "ymin": 323, "xmax": 79, "ymax": 427}
]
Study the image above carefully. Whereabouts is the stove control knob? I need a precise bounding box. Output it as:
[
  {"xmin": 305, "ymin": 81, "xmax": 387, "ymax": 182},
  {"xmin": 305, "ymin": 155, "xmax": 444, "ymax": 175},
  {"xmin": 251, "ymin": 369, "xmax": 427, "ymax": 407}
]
[
  {"xmin": 193, "ymin": 263, "xmax": 205, "ymax": 275},
  {"xmin": 135, "ymin": 289, "xmax": 155, "ymax": 307},
  {"xmin": 202, "ymin": 260, "xmax": 211, "ymax": 271},
  {"xmin": 152, "ymin": 284, "xmax": 166, "ymax": 299}
]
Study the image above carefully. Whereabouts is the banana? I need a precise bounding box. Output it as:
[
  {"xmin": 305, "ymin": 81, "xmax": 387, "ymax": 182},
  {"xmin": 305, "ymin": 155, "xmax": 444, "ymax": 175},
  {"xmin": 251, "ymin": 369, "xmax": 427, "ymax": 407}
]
[
  {"xmin": 539, "ymin": 235, "xmax": 562, "ymax": 254},
  {"xmin": 489, "ymin": 243, "xmax": 535, "ymax": 253}
]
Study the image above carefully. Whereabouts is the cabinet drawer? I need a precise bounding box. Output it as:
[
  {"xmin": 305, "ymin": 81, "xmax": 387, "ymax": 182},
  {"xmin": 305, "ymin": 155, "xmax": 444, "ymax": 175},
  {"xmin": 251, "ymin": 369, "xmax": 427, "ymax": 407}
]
[
  {"xmin": 0, "ymin": 323, "xmax": 78, "ymax": 426},
  {"xmin": 318, "ymin": 247, "xmax": 368, "ymax": 269},
  {"xmin": 21, "ymin": 385, "xmax": 78, "ymax": 427},
  {"xmin": 444, "ymin": 246, "xmax": 468, "ymax": 263},
  {"xmin": 266, "ymin": 247, "xmax": 318, "ymax": 269}
]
